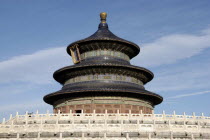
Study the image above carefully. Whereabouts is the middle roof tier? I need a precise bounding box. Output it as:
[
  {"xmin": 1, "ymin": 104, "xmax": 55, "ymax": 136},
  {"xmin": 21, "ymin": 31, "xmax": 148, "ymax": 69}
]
[{"xmin": 53, "ymin": 63, "xmax": 154, "ymax": 85}]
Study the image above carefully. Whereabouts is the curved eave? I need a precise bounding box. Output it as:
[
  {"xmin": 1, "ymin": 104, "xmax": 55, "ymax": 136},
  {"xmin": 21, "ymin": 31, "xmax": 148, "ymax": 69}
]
[
  {"xmin": 66, "ymin": 39, "xmax": 140, "ymax": 59},
  {"xmin": 43, "ymin": 89, "xmax": 163, "ymax": 106},
  {"xmin": 53, "ymin": 63, "xmax": 154, "ymax": 84}
]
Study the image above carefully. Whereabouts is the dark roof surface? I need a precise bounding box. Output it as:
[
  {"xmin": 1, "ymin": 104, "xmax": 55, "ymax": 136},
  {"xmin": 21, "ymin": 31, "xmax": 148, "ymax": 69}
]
[
  {"xmin": 53, "ymin": 63, "xmax": 154, "ymax": 84},
  {"xmin": 44, "ymin": 88, "xmax": 163, "ymax": 105},
  {"xmin": 67, "ymin": 22, "xmax": 140, "ymax": 56}
]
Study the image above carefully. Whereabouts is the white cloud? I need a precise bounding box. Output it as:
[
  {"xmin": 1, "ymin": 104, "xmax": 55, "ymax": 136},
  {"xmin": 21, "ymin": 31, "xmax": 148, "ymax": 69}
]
[
  {"xmin": 133, "ymin": 27, "xmax": 210, "ymax": 67},
  {"xmin": 167, "ymin": 90, "xmax": 210, "ymax": 99},
  {"xmin": 0, "ymin": 47, "xmax": 71, "ymax": 84},
  {"xmin": 147, "ymin": 62, "xmax": 210, "ymax": 92}
]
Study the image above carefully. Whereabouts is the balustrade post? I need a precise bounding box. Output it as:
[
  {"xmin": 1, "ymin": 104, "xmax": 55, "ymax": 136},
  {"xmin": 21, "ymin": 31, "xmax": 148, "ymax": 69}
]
[
  {"xmin": 2, "ymin": 118, "xmax": 5, "ymax": 124},
  {"xmin": 173, "ymin": 111, "xmax": 176, "ymax": 119},
  {"xmin": 46, "ymin": 110, "xmax": 49, "ymax": 115},
  {"xmin": 148, "ymin": 132, "xmax": 151, "ymax": 140},
  {"xmin": 82, "ymin": 132, "xmax": 85, "ymax": 140},
  {"xmin": 183, "ymin": 112, "xmax": 186, "ymax": 118},
  {"xmin": 36, "ymin": 110, "xmax": 39, "ymax": 118},
  {"xmin": 201, "ymin": 113, "xmax": 204, "ymax": 119},
  {"xmin": 17, "ymin": 133, "xmax": 19, "ymax": 139},
  {"xmin": 129, "ymin": 110, "xmax": 131, "ymax": 119},
  {"xmin": 9, "ymin": 114, "xmax": 12, "ymax": 120},
  {"xmin": 40, "ymin": 115, "xmax": 43, "ymax": 132},
  {"xmin": 103, "ymin": 132, "xmax": 107, "ymax": 140},
  {"xmin": 16, "ymin": 111, "xmax": 19, "ymax": 119},
  {"xmin": 57, "ymin": 109, "xmax": 61, "ymax": 126},
  {"xmin": 117, "ymin": 109, "xmax": 120, "ymax": 119},
  {"xmin": 93, "ymin": 109, "xmax": 96, "ymax": 120},
  {"xmin": 183, "ymin": 112, "xmax": 186, "ymax": 125},
  {"xmin": 191, "ymin": 133, "xmax": 194, "ymax": 140},
  {"xmin": 88, "ymin": 119, "xmax": 91, "ymax": 129},
  {"xmin": 105, "ymin": 109, "xmax": 107, "ymax": 120},
  {"xmin": 170, "ymin": 131, "xmax": 173, "ymax": 140},
  {"xmin": 25, "ymin": 111, "xmax": 28, "ymax": 125},
  {"xmin": 69, "ymin": 110, "xmax": 72, "ymax": 118},
  {"xmin": 163, "ymin": 110, "xmax": 166, "ymax": 119},
  {"xmin": 105, "ymin": 116, "xmax": 107, "ymax": 132},
  {"xmin": 126, "ymin": 132, "xmax": 129, "ymax": 140},
  {"xmin": 60, "ymin": 132, "xmax": 62, "ymax": 139},
  {"xmin": 183, "ymin": 112, "xmax": 187, "ymax": 129},
  {"xmin": 117, "ymin": 109, "xmax": 120, "ymax": 114},
  {"xmin": 192, "ymin": 112, "xmax": 196, "ymax": 120},
  {"xmin": 152, "ymin": 110, "xmax": 155, "ymax": 119},
  {"xmin": 140, "ymin": 110, "xmax": 143, "ymax": 118},
  {"xmin": 168, "ymin": 120, "xmax": 171, "ymax": 130},
  {"xmin": 38, "ymin": 132, "xmax": 40, "ymax": 138}
]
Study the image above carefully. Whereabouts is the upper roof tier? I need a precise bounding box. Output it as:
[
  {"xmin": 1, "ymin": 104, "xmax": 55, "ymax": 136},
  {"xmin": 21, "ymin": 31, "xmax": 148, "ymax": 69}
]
[{"xmin": 67, "ymin": 12, "xmax": 140, "ymax": 59}]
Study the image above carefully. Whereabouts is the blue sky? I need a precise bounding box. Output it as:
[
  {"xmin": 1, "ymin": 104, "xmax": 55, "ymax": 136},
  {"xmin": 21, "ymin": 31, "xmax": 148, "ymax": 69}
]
[{"xmin": 0, "ymin": 0, "xmax": 210, "ymax": 120}]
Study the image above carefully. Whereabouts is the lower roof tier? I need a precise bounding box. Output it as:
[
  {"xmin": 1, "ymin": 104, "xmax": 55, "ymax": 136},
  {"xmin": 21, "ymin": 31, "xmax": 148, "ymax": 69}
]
[
  {"xmin": 53, "ymin": 63, "xmax": 154, "ymax": 85},
  {"xmin": 43, "ymin": 85, "xmax": 163, "ymax": 106}
]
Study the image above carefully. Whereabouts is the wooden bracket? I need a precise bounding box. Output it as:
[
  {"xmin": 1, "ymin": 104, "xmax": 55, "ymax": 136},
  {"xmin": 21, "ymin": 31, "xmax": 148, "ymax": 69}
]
[{"xmin": 70, "ymin": 44, "xmax": 81, "ymax": 64}]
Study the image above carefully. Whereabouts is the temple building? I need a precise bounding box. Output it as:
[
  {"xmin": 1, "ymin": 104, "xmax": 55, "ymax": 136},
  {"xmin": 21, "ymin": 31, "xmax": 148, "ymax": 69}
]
[
  {"xmin": 44, "ymin": 12, "xmax": 162, "ymax": 114},
  {"xmin": 0, "ymin": 13, "xmax": 210, "ymax": 140}
]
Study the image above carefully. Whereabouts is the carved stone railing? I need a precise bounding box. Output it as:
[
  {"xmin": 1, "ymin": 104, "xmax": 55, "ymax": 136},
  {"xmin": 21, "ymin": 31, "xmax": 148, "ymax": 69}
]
[{"xmin": 0, "ymin": 111, "xmax": 210, "ymax": 139}]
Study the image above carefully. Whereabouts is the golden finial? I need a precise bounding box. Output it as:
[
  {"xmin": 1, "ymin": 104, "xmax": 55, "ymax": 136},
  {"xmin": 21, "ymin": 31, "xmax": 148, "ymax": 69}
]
[{"xmin": 100, "ymin": 12, "xmax": 107, "ymax": 23}]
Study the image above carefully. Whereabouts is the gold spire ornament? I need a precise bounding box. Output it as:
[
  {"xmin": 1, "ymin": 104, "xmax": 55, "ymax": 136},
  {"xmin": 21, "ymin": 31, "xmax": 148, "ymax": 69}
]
[{"xmin": 100, "ymin": 12, "xmax": 107, "ymax": 23}]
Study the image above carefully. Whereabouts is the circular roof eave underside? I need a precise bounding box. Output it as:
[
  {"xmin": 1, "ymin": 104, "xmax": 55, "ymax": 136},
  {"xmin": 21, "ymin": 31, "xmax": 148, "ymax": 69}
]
[
  {"xmin": 67, "ymin": 39, "xmax": 140, "ymax": 59},
  {"xmin": 43, "ymin": 89, "xmax": 163, "ymax": 106},
  {"xmin": 53, "ymin": 64, "xmax": 154, "ymax": 84}
]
